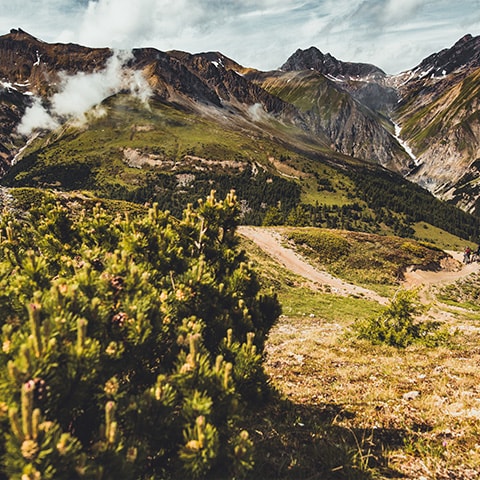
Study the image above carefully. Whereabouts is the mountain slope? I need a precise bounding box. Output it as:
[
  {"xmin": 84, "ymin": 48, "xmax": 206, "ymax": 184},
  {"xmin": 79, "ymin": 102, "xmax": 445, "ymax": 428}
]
[
  {"xmin": 0, "ymin": 29, "xmax": 478, "ymax": 240},
  {"xmin": 276, "ymin": 37, "xmax": 480, "ymax": 217},
  {"xmin": 392, "ymin": 34, "xmax": 480, "ymax": 213},
  {"xmin": 0, "ymin": 83, "xmax": 29, "ymax": 173},
  {"xmin": 246, "ymin": 69, "xmax": 410, "ymax": 173},
  {"xmin": 0, "ymin": 28, "xmax": 111, "ymax": 93}
]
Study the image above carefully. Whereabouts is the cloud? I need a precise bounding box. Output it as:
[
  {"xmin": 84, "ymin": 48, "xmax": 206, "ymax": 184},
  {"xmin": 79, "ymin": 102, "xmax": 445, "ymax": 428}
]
[
  {"xmin": 1, "ymin": 0, "xmax": 480, "ymax": 75},
  {"xmin": 17, "ymin": 51, "xmax": 152, "ymax": 135},
  {"xmin": 248, "ymin": 103, "xmax": 268, "ymax": 122},
  {"xmin": 17, "ymin": 98, "xmax": 60, "ymax": 136},
  {"xmin": 383, "ymin": 0, "xmax": 427, "ymax": 22}
]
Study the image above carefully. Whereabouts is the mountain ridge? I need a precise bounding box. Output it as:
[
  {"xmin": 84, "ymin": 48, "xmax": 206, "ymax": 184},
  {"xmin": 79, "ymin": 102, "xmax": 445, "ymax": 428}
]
[
  {"xmin": 280, "ymin": 45, "xmax": 386, "ymax": 79},
  {"xmin": 0, "ymin": 29, "xmax": 479, "ymax": 239}
]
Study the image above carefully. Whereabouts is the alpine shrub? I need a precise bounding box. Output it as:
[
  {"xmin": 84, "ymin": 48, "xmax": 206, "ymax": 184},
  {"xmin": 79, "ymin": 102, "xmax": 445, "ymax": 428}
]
[
  {"xmin": 351, "ymin": 289, "xmax": 449, "ymax": 348},
  {"xmin": 0, "ymin": 190, "xmax": 280, "ymax": 479}
]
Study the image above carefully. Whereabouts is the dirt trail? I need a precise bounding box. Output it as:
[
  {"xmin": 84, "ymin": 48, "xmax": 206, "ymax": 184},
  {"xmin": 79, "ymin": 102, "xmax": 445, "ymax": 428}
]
[
  {"xmin": 403, "ymin": 250, "xmax": 480, "ymax": 288},
  {"xmin": 238, "ymin": 226, "xmax": 388, "ymax": 304},
  {"xmin": 239, "ymin": 226, "xmax": 480, "ymax": 304}
]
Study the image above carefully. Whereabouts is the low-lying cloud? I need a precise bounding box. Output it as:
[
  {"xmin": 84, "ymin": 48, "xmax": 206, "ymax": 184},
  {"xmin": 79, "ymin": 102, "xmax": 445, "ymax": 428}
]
[
  {"xmin": 17, "ymin": 51, "xmax": 152, "ymax": 136},
  {"xmin": 17, "ymin": 97, "xmax": 60, "ymax": 135},
  {"xmin": 248, "ymin": 103, "xmax": 268, "ymax": 122}
]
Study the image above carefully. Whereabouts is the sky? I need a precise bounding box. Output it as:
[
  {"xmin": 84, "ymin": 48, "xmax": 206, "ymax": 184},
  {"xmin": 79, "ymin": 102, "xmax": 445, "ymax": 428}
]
[{"xmin": 1, "ymin": 0, "xmax": 480, "ymax": 74}]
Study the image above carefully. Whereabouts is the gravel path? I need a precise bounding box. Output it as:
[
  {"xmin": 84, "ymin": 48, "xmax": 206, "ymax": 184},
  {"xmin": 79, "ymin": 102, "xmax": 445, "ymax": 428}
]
[
  {"xmin": 238, "ymin": 226, "xmax": 480, "ymax": 305},
  {"xmin": 238, "ymin": 226, "xmax": 389, "ymax": 304}
]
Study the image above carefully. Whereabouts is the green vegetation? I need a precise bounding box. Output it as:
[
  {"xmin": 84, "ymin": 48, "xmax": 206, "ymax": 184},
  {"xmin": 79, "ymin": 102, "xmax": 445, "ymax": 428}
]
[
  {"xmin": 3, "ymin": 92, "xmax": 479, "ymax": 241},
  {"xmin": 242, "ymin": 229, "xmax": 480, "ymax": 478},
  {"xmin": 282, "ymin": 227, "xmax": 446, "ymax": 290},
  {"xmin": 350, "ymin": 289, "xmax": 450, "ymax": 347},
  {"xmin": 0, "ymin": 191, "xmax": 280, "ymax": 479},
  {"xmin": 0, "ymin": 188, "xmax": 477, "ymax": 479},
  {"xmin": 259, "ymin": 72, "xmax": 342, "ymax": 117},
  {"xmin": 412, "ymin": 221, "xmax": 468, "ymax": 250},
  {"xmin": 349, "ymin": 167, "xmax": 480, "ymax": 241},
  {"xmin": 239, "ymin": 234, "xmax": 382, "ymax": 322},
  {"xmin": 437, "ymin": 272, "xmax": 480, "ymax": 310},
  {"xmin": 2, "ymin": 96, "xmax": 302, "ymax": 222}
]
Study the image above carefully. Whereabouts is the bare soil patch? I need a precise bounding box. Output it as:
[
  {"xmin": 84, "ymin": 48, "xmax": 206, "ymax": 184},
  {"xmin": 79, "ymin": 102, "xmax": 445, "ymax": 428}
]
[{"xmin": 239, "ymin": 226, "xmax": 389, "ymax": 303}]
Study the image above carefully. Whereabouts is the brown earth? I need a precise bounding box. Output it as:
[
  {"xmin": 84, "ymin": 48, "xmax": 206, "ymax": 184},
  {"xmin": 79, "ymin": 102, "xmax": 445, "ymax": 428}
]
[{"xmin": 238, "ymin": 226, "xmax": 480, "ymax": 304}]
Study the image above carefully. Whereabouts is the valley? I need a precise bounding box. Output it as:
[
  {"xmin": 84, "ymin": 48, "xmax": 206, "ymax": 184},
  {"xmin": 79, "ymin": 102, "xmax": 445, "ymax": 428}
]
[{"xmin": 0, "ymin": 27, "xmax": 479, "ymax": 479}]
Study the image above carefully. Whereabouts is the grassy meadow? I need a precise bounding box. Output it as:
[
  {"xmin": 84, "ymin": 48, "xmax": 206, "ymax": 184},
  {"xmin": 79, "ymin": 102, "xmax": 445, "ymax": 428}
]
[{"xmin": 240, "ymin": 228, "xmax": 480, "ymax": 479}]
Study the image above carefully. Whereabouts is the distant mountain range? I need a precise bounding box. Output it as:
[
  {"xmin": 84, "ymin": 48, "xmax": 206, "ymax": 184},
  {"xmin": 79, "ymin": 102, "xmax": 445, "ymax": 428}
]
[{"xmin": 0, "ymin": 28, "xmax": 479, "ymax": 238}]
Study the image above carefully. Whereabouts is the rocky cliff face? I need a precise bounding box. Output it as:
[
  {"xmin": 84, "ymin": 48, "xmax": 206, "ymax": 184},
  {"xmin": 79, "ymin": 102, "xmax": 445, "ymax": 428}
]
[
  {"xmin": 281, "ymin": 46, "xmax": 385, "ymax": 78},
  {"xmin": 0, "ymin": 29, "xmax": 111, "ymax": 95},
  {"xmin": 0, "ymin": 29, "xmax": 313, "ymax": 138},
  {"xmin": 410, "ymin": 34, "xmax": 480, "ymax": 78},
  {"xmin": 391, "ymin": 34, "xmax": 480, "ymax": 214},
  {"xmin": 247, "ymin": 69, "xmax": 409, "ymax": 171},
  {"xmin": 166, "ymin": 51, "xmax": 302, "ymax": 122},
  {"xmin": 0, "ymin": 29, "xmax": 112, "ymax": 164},
  {"xmin": 0, "ymin": 82, "xmax": 30, "ymax": 173}
]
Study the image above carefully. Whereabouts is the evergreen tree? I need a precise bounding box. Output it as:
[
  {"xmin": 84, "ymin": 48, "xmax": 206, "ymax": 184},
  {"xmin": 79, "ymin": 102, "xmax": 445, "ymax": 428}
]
[{"xmin": 0, "ymin": 191, "xmax": 280, "ymax": 479}]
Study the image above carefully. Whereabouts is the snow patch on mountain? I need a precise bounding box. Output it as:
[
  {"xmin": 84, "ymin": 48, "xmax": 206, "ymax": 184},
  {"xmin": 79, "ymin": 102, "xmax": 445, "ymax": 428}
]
[{"xmin": 393, "ymin": 122, "xmax": 418, "ymax": 165}]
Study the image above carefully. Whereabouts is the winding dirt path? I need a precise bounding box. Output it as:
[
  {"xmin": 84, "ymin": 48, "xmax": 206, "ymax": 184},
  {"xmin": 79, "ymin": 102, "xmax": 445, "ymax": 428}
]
[
  {"xmin": 403, "ymin": 250, "xmax": 480, "ymax": 288},
  {"xmin": 238, "ymin": 226, "xmax": 389, "ymax": 304},
  {"xmin": 239, "ymin": 226, "xmax": 480, "ymax": 305}
]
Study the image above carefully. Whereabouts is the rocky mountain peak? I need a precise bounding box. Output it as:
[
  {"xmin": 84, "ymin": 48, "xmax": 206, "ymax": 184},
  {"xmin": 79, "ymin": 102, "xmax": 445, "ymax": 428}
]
[
  {"xmin": 280, "ymin": 46, "xmax": 385, "ymax": 79},
  {"xmin": 412, "ymin": 33, "xmax": 480, "ymax": 77},
  {"xmin": 0, "ymin": 29, "xmax": 111, "ymax": 95}
]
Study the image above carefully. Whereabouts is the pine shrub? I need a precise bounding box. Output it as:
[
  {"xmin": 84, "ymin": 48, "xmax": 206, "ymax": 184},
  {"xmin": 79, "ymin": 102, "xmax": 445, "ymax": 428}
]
[
  {"xmin": 350, "ymin": 289, "xmax": 449, "ymax": 348},
  {"xmin": 0, "ymin": 191, "xmax": 280, "ymax": 479}
]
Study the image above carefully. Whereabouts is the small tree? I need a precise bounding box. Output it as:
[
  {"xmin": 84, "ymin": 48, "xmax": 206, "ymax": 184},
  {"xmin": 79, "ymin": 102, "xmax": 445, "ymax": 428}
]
[
  {"xmin": 262, "ymin": 206, "xmax": 284, "ymax": 226},
  {"xmin": 351, "ymin": 289, "xmax": 448, "ymax": 348},
  {"xmin": 0, "ymin": 190, "xmax": 280, "ymax": 479}
]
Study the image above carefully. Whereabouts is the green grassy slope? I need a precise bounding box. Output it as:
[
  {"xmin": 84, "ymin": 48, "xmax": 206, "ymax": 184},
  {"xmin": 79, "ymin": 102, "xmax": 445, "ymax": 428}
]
[{"xmin": 2, "ymin": 93, "xmax": 479, "ymax": 241}]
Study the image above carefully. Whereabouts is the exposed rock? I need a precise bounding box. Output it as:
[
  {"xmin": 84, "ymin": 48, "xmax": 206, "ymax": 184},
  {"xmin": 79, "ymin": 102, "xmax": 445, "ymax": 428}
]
[
  {"xmin": 403, "ymin": 390, "xmax": 420, "ymax": 401},
  {"xmin": 280, "ymin": 46, "xmax": 385, "ymax": 79},
  {"xmin": 0, "ymin": 29, "xmax": 111, "ymax": 96},
  {"xmin": 410, "ymin": 33, "xmax": 480, "ymax": 78}
]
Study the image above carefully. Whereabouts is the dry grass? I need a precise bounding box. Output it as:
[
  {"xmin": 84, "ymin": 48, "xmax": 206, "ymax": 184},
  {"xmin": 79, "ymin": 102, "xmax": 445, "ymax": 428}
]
[
  {"xmin": 241, "ymin": 231, "xmax": 480, "ymax": 479},
  {"xmin": 258, "ymin": 304, "xmax": 480, "ymax": 479}
]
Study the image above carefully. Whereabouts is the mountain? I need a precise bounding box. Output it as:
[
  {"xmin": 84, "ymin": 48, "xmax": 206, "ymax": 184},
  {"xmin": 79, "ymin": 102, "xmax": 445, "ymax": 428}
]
[
  {"xmin": 280, "ymin": 46, "xmax": 385, "ymax": 79},
  {"xmin": 0, "ymin": 29, "xmax": 111, "ymax": 93},
  {"xmin": 245, "ymin": 68, "xmax": 409, "ymax": 173},
  {"xmin": 407, "ymin": 34, "xmax": 480, "ymax": 78},
  {"xmin": 273, "ymin": 36, "xmax": 480, "ymax": 216},
  {"xmin": 0, "ymin": 28, "xmax": 478, "ymax": 241},
  {"xmin": 0, "ymin": 83, "xmax": 29, "ymax": 173},
  {"xmin": 280, "ymin": 46, "xmax": 399, "ymax": 113},
  {"xmin": 391, "ymin": 34, "xmax": 480, "ymax": 214}
]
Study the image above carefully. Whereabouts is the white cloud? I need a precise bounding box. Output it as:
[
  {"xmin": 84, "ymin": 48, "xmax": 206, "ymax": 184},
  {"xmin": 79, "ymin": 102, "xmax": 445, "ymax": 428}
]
[
  {"xmin": 1, "ymin": 0, "xmax": 480, "ymax": 74},
  {"xmin": 17, "ymin": 50, "xmax": 152, "ymax": 135},
  {"xmin": 248, "ymin": 103, "xmax": 268, "ymax": 122},
  {"xmin": 17, "ymin": 98, "xmax": 60, "ymax": 136},
  {"xmin": 383, "ymin": 0, "xmax": 427, "ymax": 22}
]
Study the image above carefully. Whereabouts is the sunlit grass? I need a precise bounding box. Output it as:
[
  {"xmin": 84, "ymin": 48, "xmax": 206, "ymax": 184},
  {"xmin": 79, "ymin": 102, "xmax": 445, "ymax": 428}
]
[
  {"xmin": 241, "ymin": 225, "xmax": 480, "ymax": 478},
  {"xmin": 262, "ymin": 307, "xmax": 480, "ymax": 479},
  {"xmin": 413, "ymin": 221, "xmax": 468, "ymax": 250}
]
